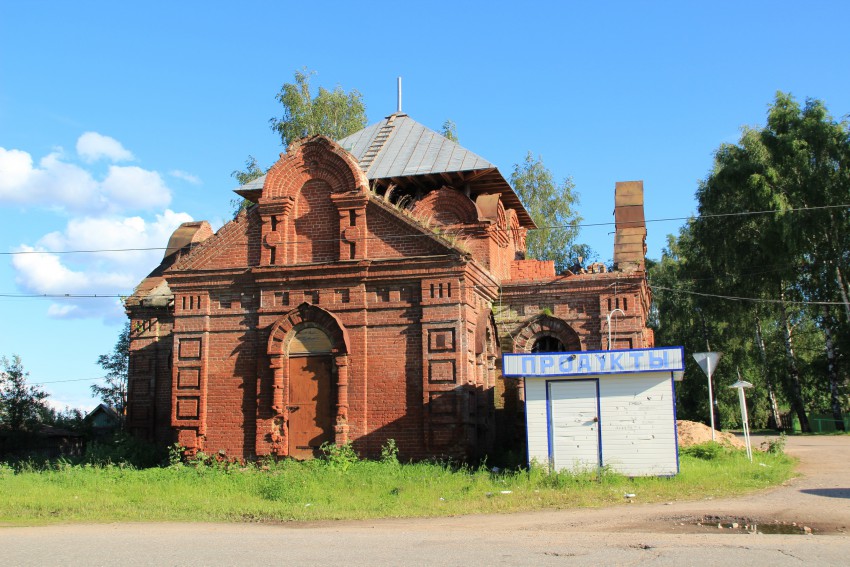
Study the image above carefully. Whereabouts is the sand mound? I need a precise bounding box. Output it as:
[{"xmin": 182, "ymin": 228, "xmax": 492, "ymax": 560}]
[{"xmin": 677, "ymin": 420, "xmax": 746, "ymax": 449}]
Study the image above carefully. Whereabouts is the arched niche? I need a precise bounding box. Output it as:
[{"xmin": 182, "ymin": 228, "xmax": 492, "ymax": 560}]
[{"xmin": 410, "ymin": 186, "xmax": 478, "ymax": 226}]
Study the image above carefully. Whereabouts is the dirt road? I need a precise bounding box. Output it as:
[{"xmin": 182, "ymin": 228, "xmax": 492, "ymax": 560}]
[{"xmin": 1, "ymin": 435, "xmax": 848, "ymax": 566}]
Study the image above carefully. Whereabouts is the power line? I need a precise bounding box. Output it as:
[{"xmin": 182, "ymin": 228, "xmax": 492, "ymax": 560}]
[
  {"xmin": 0, "ymin": 293, "xmax": 126, "ymax": 298},
  {"xmin": 0, "ymin": 246, "xmax": 166, "ymax": 256},
  {"xmin": 650, "ymin": 284, "xmax": 847, "ymax": 306},
  {"xmin": 2, "ymin": 203, "xmax": 847, "ymax": 256},
  {"xmin": 28, "ymin": 377, "xmax": 106, "ymax": 386}
]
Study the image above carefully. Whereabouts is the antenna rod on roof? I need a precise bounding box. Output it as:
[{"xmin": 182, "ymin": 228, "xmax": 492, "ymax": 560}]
[{"xmin": 397, "ymin": 76, "xmax": 402, "ymax": 113}]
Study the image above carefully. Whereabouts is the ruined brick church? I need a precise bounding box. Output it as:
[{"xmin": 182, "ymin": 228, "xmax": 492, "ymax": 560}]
[{"xmin": 125, "ymin": 113, "xmax": 653, "ymax": 460}]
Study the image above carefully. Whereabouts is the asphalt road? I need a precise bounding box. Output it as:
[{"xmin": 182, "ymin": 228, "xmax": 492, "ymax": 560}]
[{"xmin": 1, "ymin": 435, "xmax": 848, "ymax": 566}]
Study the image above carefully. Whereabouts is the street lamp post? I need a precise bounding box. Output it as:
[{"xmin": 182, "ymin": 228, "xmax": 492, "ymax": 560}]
[{"xmin": 606, "ymin": 308, "xmax": 625, "ymax": 350}]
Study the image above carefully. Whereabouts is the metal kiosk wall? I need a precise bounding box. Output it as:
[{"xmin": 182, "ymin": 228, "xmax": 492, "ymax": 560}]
[{"xmin": 503, "ymin": 347, "xmax": 684, "ymax": 476}]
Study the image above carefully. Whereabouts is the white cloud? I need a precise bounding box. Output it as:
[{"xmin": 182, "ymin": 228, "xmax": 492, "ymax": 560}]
[
  {"xmin": 0, "ymin": 135, "xmax": 172, "ymax": 213},
  {"xmin": 0, "ymin": 147, "xmax": 35, "ymax": 189},
  {"xmin": 76, "ymin": 132, "xmax": 134, "ymax": 163},
  {"xmin": 12, "ymin": 209, "xmax": 194, "ymax": 321},
  {"xmin": 46, "ymin": 397, "xmax": 98, "ymax": 414},
  {"xmin": 169, "ymin": 169, "xmax": 201, "ymax": 184},
  {"xmin": 0, "ymin": 148, "xmax": 99, "ymax": 207},
  {"xmin": 102, "ymin": 165, "xmax": 171, "ymax": 210}
]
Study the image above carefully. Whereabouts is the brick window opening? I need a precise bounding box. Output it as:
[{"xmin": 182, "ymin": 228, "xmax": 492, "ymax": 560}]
[
  {"xmin": 349, "ymin": 209, "xmax": 356, "ymax": 227},
  {"xmin": 336, "ymin": 289, "xmax": 350, "ymax": 303},
  {"xmin": 304, "ymin": 290, "xmax": 319, "ymax": 304},
  {"xmin": 275, "ymin": 291, "xmax": 290, "ymax": 306},
  {"xmin": 220, "ymin": 296, "xmax": 232, "ymax": 309},
  {"xmin": 375, "ymin": 287, "xmax": 390, "ymax": 303},
  {"xmin": 607, "ymin": 298, "xmax": 612, "ymax": 311},
  {"xmin": 623, "ymin": 297, "xmax": 629, "ymax": 311},
  {"xmin": 399, "ymin": 285, "xmax": 417, "ymax": 303}
]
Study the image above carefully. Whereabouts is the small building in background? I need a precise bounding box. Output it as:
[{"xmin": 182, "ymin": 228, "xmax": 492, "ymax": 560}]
[{"xmin": 85, "ymin": 403, "xmax": 122, "ymax": 439}]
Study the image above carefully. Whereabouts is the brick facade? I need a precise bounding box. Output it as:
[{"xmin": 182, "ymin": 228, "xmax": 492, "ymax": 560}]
[{"xmin": 125, "ymin": 120, "xmax": 652, "ymax": 461}]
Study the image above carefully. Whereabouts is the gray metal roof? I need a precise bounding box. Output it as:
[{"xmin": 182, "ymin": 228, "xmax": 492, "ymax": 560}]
[
  {"xmin": 338, "ymin": 113, "xmax": 495, "ymax": 178},
  {"xmin": 239, "ymin": 175, "xmax": 266, "ymax": 192},
  {"xmin": 232, "ymin": 114, "xmax": 535, "ymax": 228},
  {"xmin": 238, "ymin": 114, "xmax": 494, "ymax": 189}
]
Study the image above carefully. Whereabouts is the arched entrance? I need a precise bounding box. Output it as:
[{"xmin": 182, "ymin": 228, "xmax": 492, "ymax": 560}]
[
  {"xmin": 514, "ymin": 314, "xmax": 582, "ymax": 354},
  {"xmin": 265, "ymin": 303, "xmax": 351, "ymax": 458}
]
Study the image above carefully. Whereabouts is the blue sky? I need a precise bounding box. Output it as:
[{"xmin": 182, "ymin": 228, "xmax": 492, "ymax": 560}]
[{"xmin": 2, "ymin": 1, "xmax": 849, "ymax": 411}]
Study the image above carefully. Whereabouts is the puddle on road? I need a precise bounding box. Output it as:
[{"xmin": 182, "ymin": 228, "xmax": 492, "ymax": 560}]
[{"xmin": 686, "ymin": 515, "xmax": 816, "ymax": 535}]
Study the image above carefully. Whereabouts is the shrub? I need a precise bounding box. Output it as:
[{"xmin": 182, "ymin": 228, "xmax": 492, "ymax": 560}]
[
  {"xmin": 680, "ymin": 441, "xmax": 726, "ymax": 460},
  {"xmin": 83, "ymin": 431, "xmax": 165, "ymax": 468},
  {"xmin": 380, "ymin": 439, "xmax": 399, "ymax": 465},
  {"xmin": 761, "ymin": 433, "xmax": 787, "ymax": 455},
  {"xmin": 319, "ymin": 442, "xmax": 358, "ymax": 472}
]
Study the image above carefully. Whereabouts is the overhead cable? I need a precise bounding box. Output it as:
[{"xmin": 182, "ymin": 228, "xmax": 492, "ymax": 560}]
[{"xmin": 2, "ymin": 203, "xmax": 847, "ymax": 256}]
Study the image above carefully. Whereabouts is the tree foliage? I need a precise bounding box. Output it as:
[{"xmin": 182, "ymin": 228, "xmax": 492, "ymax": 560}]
[
  {"xmin": 269, "ymin": 68, "xmax": 367, "ymax": 148},
  {"xmin": 510, "ymin": 152, "xmax": 590, "ymax": 272},
  {"xmin": 230, "ymin": 155, "xmax": 266, "ymax": 217},
  {"xmin": 231, "ymin": 69, "xmax": 368, "ymax": 218},
  {"xmin": 91, "ymin": 322, "xmax": 129, "ymax": 417},
  {"xmin": 231, "ymin": 155, "xmax": 264, "ymax": 187},
  {"xmin": 441, "ymin": 119, "xmax": 458, "ymax": 142},
  {"xmin": 651, "ymin": 92, "xmax": 850, "ymax": 431},
  {"xmin": 0, "ymin": 355, "xmax": 49, "ymax": 432}
]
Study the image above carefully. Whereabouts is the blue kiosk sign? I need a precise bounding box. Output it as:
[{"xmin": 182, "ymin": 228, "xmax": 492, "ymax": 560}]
[{"xmin": 502, "ymin": 346, "xmax": 685, "ymax": 377}]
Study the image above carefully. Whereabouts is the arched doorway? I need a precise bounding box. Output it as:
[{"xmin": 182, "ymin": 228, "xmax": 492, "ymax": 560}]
[
  {"xmin": 514, "ymin": 314, "xmax": 582, "ymax": 354},
  {"xmin": 265, "ymin": 303, "xmax": 351, "ymax": 459},
  {"xmin": 287, "ymin": 326, "xmax": 335, "ymax": 459}
]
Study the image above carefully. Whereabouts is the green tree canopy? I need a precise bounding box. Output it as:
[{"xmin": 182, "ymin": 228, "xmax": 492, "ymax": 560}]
[
  {"xmin": 1, "ymin": 355, "xmax": 49, "ymax": 432},
  {"xmin": 91, "ymin": 322, "xmax": 129, "ymax": 416},
  {"xmin": 232, "ymin": 69, "xmax": 369, "ymax": 217},
  {"xmin": 269, "ymin": 68, "xmax": 367, "ymax": 148},
  {"xmin": 441, "ymin": 119, "xmax": 458, "ymax": 142},
  {"xmin": 510, "ymin": 152, "xmax": 590, "ymax": 272},
  {"xmin": 652, "ymin": 92, "xmax": 850, "ymax": 432}
]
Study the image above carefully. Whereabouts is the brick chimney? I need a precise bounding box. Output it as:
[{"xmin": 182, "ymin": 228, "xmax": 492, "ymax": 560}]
[{"xmin": 613, "ymin": 181, "xmax": 646, "ymax": 272}]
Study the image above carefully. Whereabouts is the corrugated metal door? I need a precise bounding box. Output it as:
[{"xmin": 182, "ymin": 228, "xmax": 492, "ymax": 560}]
[{"xmin": 548, "ymin": 380, "xmax": 601, "ymax": 471}]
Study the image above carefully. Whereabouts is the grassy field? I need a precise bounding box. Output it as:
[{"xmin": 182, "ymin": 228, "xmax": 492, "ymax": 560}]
[{"xmin": 0, "ymin": 443, "xmax": 795, "ymax": 526}]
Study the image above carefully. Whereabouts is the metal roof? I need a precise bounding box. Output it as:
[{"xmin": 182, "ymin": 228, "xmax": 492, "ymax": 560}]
[
  {"xmin": 234, "ymin": 113, "xmax": 535, "ymax": 227},
  {"xmin": 338, "ymin": 113, "xmax": 495, "ymax": 178}
]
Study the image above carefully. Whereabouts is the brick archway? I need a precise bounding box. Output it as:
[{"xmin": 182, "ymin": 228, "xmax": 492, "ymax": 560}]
[
  {"xmin": 410, "ymin": 186, "xmax": 478, "ymax": 226},
  {"xmin": 264, "ymin": 303, "xmax": 351, "ymax": 456},
  {"xmin": 262, "ymin": 136, "xmax": 369, "ymax": 200},
  {"xmin": 513, "ymin": 314, "xmax": 582, "ymax": 353}
]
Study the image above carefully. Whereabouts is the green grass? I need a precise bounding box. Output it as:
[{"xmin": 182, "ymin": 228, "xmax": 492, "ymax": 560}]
[{"xmin": 0, "ymin": 444, "xmax": 796, "ymax": 526}]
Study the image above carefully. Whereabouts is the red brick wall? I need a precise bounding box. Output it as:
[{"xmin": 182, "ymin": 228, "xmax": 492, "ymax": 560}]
[
  {"xmin": 292, "ymin": 179, "xmax": 337, "ymax": 264},
  {"xmin": 510, "ymin": 259, "xmax": 556, "ymax": 281}
]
